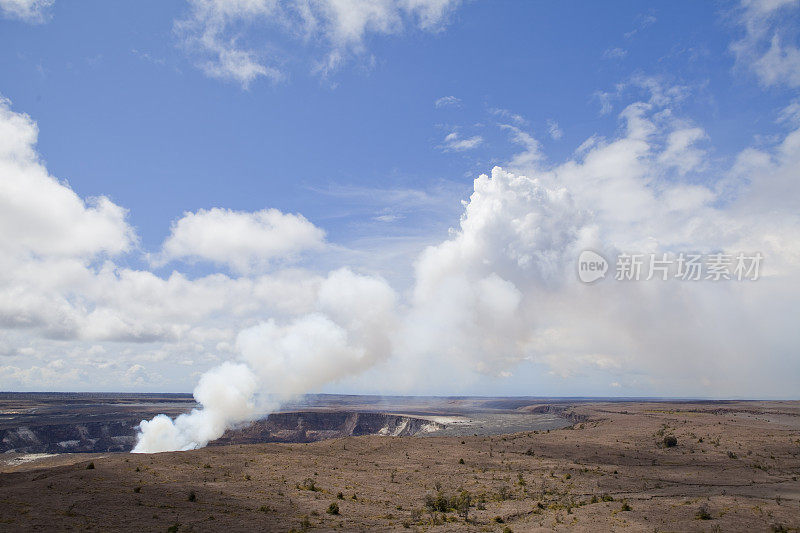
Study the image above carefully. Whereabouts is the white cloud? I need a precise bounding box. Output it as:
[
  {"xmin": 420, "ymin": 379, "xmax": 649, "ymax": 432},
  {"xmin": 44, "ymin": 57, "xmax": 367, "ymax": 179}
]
[
  {"xmin": 158, "ymin": 207, "xmax": 326, "ymax": 274},
  {"xmin": 500, "ymin": 124, "xmax": 544, "ymax": 169},
  {"xmin": 490, "ymin": 107, "xmax": 527, "ymax": 126},
  {"xmin": 0, "ymin": 0, "xmax": 52, "ymax": 22},
  {"xmin": 177, "ymin": 0, "xmax": 462, "ymax": 87},
  {"xmin": 2, "ymin": 78, "xmax": 800, "ymax": 408},
  {"xmin": 731, "ymin": 0, "xmax": 800, "ymax": 87},
  {"xmin": 657, "ymin": 127, "xmax": 707, "ymax": 175},
  {"xmin": 778, "ymin": 99, "xmax": 800, "ymax": 124},
  {"xmin": 602, "ymin": 47, "xmax": 628, "ymax": 59},
  {"xmin": 624, "ymin": 13, "xmax": 656, "ymax": 39},
  {"xmin": 0, "ymin": 97, "xmax": 135, "ymax": 260},
  {"xmin": 434, "ymin": 95, "xmax": 461, "ymax": 108},
  {"xmin": 440, "ymin": 130, "xmax": 483, "ymax": 152},
  {"xmin": 547, "ymin": 119, "xmax": 563, "ymax": 140}
]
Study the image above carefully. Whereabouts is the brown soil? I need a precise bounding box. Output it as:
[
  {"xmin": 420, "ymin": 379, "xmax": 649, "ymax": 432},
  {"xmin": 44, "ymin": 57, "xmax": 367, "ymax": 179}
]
[{"xmin": 0, "ymin": 400, "xmax": 798, "ymax": 532}]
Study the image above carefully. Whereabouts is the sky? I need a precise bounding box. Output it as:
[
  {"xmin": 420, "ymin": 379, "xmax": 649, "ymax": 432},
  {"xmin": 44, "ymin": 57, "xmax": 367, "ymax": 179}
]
[{"xmin": 1, "ymin": 0, "xmax": 799, "ymax": 399}]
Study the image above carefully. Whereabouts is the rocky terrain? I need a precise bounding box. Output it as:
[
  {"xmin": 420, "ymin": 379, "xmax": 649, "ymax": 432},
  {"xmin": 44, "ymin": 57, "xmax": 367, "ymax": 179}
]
[
  {"xmin": 0, "ymin": 394, "xmax": 571, "ymax": 453},
  {"xmin": 0, "ymin": 400, "xmax": 798, "ymax": 532}
]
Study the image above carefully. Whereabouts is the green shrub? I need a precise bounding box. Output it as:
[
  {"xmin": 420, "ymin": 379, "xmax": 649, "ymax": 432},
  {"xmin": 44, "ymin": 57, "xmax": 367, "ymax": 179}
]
[
  {"xmin": 326, "ymin": 502, "xmax": 339, "ymax": 515},
  {"xmin": 452, "ymin": 490, "xmax": 471, "ymax": 521}
]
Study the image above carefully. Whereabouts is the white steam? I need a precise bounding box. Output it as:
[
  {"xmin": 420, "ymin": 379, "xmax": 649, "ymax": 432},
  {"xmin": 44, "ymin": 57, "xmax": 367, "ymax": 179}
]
[
  {"xmin": 132, "ymin": 268, "xmax": 397, "ymax": 452},
  {"xmin": 133, "ymin": 104, "xmax": 800, "ymax": 451}
]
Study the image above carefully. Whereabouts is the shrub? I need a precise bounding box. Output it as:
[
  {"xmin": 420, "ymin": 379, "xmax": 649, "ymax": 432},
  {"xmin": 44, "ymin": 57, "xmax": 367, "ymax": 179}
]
[
  {"xmin": 695, "ymin": 504, "xmax": 712, "ymax": 520},
  {"xmin": 663, "ymin": 435, "xmax": 678, "ymax": 447},
  {"xmin": 337, "ymin": 492, "xmax": 344, "ymax": 500},
  {"xmin": 458, "ymin": 458, "xmax": 465, "ymax": 464},
  {"xmin": 452, "ymin": 490, "xmax": 471, "ymax": 521},
  {"xmin": 497, "ymin": 486, "xmax": 513, "ymax": 501},
  {"xmin": 133, "ymin": 486, "xmax": 141, "ymax": 493},
  {"xmin": 620, "ymin": 501, "xmax": 631, "ymax": 511},
  {"xmin": 298, "ymin": 478, "xmax": 319, "ymax": 491},
  {"xmin": 424, "ymin": 491, "xmax": 449, "ymax": 513},
  {"xmin": 188, "ymin": 490, "xmax": 197, "ymax": 502},
  {"xmin": 85, "ymin": 462, "xmax": 95, "ymax": 470},
  {"xmin": 326, "ymin": 502, "xmax": 339, "ymax": 515}
]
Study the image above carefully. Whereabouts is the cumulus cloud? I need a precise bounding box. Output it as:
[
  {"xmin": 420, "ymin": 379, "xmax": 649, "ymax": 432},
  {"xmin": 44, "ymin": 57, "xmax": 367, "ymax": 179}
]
[
  {"xmin": 134, "ymin": 80, "xmax": 800, "ymax": 450},
  {"xmin": 177, "ymin": 0, "xmax": 462, "ymax": 87},
  {"xmin": 731, "ymin": 0, "xmax": 800, "ymax": 87},
  {"xmin": 2, "ymin": 69, "xmax": 800, "ymax": 455},
  {"xmin": 158, "ymin": 207, "xmax": 326, "ymax": 274},
  {"xmin": 0, "ymin": 0, "xmax": 52, "ymax": 22},
  {"xmin": 0, "ymin": 98, "xmax": 136, "ymax": 259},
  {"xmin": 0, "ymin": 97, "xmax": 329, "ymax": 383}
]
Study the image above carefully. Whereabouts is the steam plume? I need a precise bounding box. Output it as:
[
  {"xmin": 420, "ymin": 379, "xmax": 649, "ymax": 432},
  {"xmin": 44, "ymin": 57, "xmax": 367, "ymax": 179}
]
[{"xmin": 132, "ymin": 268, "xmax": 397, "ymax": 452}]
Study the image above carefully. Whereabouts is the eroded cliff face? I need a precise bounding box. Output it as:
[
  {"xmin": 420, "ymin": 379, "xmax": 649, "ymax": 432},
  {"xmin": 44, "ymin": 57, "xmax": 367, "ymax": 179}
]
[
  {"xmin": 1, "ymin": 420, "xmax": 140, "ymax": 454},
  {"xmin": 0, "ymin": 412, "xmax": 444, "ymax": 453},
  {"xmin": 212, "ymin": 412, "xmax": 444, "ymax": 445}
]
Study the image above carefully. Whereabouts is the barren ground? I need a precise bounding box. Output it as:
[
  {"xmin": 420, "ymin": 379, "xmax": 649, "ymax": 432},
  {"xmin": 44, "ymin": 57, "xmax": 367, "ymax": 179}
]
[{"xmin": 0, "ymin": 400, "xmax": 798, "ymax": 532}]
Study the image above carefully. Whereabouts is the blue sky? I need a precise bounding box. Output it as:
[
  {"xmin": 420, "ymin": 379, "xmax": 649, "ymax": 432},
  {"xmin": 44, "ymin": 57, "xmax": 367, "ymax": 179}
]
[
  {"xmin": 3, "ymin": 1, "xmax": 791, "ymax": 254},
  {"xmin": 1, "ymin": 0, "xmax": 799, "ymax": 398}
]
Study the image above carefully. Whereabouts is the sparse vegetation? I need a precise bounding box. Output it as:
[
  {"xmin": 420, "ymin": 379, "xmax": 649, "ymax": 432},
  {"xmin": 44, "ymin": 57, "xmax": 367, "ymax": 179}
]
[
  {"xmin": 297, "ymin": 478, "xmax": 319, "ymax": 491},
  {"xmin": 663, "ymin": 435, "xmax": 678, "ymax": 447},
  {"xmin": 1, "ymin": 400, "xmax": 796, "ymax": 532},
  {"xmin": 422, "ymin": 488, "xmax": 471, "ymax": 520},
  {"xmin": 696, "ymin": 503, "xmax": 712, "ymax": 520}
]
